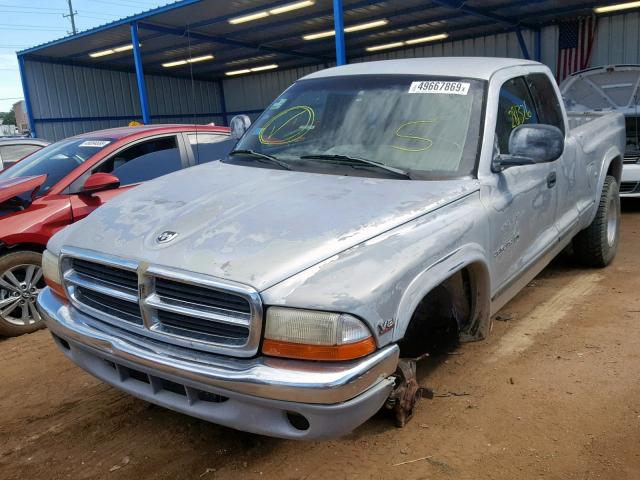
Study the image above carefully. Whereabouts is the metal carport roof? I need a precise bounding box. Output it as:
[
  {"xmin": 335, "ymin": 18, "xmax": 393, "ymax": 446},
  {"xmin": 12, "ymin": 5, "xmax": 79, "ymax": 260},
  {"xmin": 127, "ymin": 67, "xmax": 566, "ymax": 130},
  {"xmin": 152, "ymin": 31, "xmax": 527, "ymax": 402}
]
[{"xmin": 18, "ymin": 0, "xmax": 633, "ymax": 80}]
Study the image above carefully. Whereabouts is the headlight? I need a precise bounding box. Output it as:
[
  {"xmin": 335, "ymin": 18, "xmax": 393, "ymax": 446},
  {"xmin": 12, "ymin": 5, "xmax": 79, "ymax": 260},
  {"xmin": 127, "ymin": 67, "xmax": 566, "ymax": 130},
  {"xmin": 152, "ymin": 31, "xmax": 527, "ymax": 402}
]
[
  {"xmin": 42, "ymin": 250, "xmax": 66, "ymax": 299},
  {"xmin": 262, "ymin": 307, "xmax": 375, "ymax": 361}
]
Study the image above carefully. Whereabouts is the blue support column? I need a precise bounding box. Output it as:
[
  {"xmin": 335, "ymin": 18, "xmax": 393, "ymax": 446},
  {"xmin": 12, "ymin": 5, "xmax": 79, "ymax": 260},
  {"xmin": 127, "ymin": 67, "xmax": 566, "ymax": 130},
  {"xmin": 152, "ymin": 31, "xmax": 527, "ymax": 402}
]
[
  {"xmin": 17, "ymin": 55, "xmax": 37, "ymax": 137},
  {"xmin": 130, "ymin": 22, "xmax": 151, "ymax": 124},
  {"xmin": 515, "ymin": 28, "xmax": 531, "ymax": 60},
  {"xmin": 333, "ymin": 0, "xmax": 346, "ymax": 65},
  {"xmin": 534, "ymin": 29, "xmax": 541, "ymax": 62}
]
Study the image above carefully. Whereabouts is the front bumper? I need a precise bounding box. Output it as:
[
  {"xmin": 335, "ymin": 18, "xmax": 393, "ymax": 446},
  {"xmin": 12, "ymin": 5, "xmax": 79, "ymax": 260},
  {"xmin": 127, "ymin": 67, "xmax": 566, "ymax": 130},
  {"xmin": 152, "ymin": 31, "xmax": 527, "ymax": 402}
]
[{"xmin": 37, "ymin": 287, "xmax": 399, "ymax": 439}]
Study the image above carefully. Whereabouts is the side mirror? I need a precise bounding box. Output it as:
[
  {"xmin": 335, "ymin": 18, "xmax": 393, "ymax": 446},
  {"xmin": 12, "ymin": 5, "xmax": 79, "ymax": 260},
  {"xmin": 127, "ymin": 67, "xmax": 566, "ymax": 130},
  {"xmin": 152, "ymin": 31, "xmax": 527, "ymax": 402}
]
[
  {"xmin": 80, "ymin": 172, "xmax": 120, "ymax": 195},
  {"xmin": 229, "ymin": 114, "xmax": 252, "ymax": 140},
  {"xmin": 494, "ymin": 124, "xmax": 564, "ymax": 171}
]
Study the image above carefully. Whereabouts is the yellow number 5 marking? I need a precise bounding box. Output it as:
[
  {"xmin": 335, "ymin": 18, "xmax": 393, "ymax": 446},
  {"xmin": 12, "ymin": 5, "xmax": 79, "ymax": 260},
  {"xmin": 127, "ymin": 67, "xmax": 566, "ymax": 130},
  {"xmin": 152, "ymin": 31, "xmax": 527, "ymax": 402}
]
[{"xmin": 391, "ymin": 120, "xmax": 434, "ymax": 152}]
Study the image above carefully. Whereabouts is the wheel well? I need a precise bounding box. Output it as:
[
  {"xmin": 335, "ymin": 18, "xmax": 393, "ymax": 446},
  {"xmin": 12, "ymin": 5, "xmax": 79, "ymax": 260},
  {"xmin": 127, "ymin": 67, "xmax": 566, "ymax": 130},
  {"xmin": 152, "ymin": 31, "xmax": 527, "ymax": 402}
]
[
  {"xmin": 607, "ymin": 156, "xmax": 622, "ymax": 184},
  {"xmin": 0, "ymin": 242, "xmax": 45, "ymax": 257},
  {"xmin": 398, "ymin": 268, "xmax": 475, "ymax": 358}
]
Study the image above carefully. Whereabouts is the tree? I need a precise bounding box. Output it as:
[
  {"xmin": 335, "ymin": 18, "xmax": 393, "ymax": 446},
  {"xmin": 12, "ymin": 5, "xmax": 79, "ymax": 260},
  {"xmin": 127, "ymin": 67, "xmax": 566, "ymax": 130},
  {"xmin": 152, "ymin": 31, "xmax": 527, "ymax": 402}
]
[{"xmin": 1, "ymin": 109, "xmax": 16, "ymax": 126}]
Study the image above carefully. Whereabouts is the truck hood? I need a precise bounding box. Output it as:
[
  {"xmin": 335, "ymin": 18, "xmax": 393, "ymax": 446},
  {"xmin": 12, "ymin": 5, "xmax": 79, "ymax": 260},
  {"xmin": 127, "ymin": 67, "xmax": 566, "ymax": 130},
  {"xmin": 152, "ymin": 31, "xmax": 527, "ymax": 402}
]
[
  {"xmin": 0, "ymin": 174, "xmax": 46, "ymax": 204},
  {"xmin": 561, "ymin": 65, "xmax": 640, "ymax": 113},
  {"xmin": 61, "ymin": 162, "xmax": 478, "ymax": 291}
]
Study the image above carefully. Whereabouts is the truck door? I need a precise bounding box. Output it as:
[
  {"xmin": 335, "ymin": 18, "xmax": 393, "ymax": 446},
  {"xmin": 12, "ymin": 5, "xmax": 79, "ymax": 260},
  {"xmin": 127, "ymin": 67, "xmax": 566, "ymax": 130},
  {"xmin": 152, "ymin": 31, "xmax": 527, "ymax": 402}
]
[
  {"xmin": 526, "ymin": 73, "xmax": 580, "ymax": 242},
  {"xmin": 487, "ymin": 76, "xmax": 559, "ymax": 293}
]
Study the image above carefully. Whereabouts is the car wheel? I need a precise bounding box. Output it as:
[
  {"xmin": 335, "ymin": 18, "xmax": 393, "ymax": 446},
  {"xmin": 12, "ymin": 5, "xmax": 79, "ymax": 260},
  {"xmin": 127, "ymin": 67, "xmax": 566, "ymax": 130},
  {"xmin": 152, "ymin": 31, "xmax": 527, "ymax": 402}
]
[
  {"xmin": 573, "ymin": 175, "xmax": 620, "ymax": 268},
  {"xmin": 0, "ymin": 251, "xmax": 46, "ymax": 337}
]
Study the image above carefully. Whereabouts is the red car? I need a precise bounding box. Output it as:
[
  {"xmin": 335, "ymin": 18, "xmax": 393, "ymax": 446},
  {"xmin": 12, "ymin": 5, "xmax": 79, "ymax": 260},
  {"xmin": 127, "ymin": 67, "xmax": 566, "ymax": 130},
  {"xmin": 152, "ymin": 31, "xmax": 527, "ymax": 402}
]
[{"xmin": 0, "ymin": 124, "xmax": 234, "ymax": 336}]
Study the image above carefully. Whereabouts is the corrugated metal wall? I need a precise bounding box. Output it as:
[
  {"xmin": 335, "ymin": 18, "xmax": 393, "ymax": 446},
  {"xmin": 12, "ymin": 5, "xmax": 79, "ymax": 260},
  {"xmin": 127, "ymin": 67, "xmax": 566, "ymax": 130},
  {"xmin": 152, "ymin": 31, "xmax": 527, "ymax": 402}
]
[
  {"xmin": 24, "ymin": 59, "xmax": 224, "ymax": 140},
  {"xmin": 23, "ymin": 11, "xmax": 640, "ymax": 141}
]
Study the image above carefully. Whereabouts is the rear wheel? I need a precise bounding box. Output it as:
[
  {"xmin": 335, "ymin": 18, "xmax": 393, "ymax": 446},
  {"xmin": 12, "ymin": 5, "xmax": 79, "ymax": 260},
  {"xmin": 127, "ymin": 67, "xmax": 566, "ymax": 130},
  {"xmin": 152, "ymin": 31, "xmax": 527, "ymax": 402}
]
[
  {"xmin": 0, "ymin": 251, "xmax": 46, "ymax": 337},
  {"xmin": 573, "ymin": 175, "xmax": 620, "ymax": 268}
]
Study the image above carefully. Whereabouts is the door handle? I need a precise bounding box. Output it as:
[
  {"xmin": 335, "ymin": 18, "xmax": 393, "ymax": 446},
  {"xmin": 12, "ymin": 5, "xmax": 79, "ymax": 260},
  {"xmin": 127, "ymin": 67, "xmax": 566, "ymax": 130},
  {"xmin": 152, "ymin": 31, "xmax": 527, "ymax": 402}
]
[{"xmin": 547, "ymin": 171, "xmax": 557, "ymax": 188}]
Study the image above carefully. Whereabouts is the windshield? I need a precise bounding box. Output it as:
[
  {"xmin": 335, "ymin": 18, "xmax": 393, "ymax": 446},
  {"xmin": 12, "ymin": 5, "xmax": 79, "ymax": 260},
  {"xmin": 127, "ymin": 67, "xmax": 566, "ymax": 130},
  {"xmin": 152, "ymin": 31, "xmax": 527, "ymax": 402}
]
[
  {"xmin": 0, "ymin": 137, "xmax": 114, "ymax": 194},
  {"xmin": 234, "ymin": 75, "xmax": 485, "ymax": 179}
]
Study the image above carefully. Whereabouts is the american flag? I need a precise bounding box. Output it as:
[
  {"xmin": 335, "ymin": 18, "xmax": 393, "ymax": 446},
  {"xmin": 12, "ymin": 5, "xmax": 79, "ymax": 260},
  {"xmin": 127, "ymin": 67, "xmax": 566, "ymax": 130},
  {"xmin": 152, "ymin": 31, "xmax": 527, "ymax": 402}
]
[{"xmin": 556, "ymin": 16, "xmax": 598, "ymax": 83}]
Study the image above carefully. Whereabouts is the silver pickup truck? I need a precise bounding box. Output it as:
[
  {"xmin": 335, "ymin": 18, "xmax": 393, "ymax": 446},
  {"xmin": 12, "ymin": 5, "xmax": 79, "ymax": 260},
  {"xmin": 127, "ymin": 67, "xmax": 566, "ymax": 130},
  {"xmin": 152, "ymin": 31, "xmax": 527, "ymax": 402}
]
[{"xmin": 37, "ymin": 57, "xmax": 625, "ymax": 439}]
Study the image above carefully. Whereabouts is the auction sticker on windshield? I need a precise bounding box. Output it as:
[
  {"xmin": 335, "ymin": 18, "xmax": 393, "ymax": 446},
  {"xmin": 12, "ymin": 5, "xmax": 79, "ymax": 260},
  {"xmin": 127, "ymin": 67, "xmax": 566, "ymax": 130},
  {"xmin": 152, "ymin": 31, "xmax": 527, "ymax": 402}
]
[
  {"xmin": 409, "ymin": 81, "xmax": 470, "ymax": 95},
  {"xmin": 79, "ymin": 140, "xmax": 111, "ymax": 148}
]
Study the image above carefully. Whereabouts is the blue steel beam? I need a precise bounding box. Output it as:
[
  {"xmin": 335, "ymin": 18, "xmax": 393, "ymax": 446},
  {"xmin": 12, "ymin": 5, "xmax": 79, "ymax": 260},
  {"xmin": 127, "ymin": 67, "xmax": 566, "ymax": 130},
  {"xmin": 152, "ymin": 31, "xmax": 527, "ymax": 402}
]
[
  {"xmin": 137, "ymin": 22, "xmax": 330, "ymax": 62},
  {"xmin": 17, "ymin": 55, "xmax": 37, "ymax": 137},
  {"xmin": 131, "ymin": 22, "xmax": 151, "ymax": 124},
  {"xmin": 333, "ymin": 0, "xmax": 346, "ymax": 65},
  {"xmin": 515, "ymin": 28, "xmax": 531, "ymax": 59},
  {"xmin": 534, "ymin": 28, "xmax": 541, "ymax": 61}
]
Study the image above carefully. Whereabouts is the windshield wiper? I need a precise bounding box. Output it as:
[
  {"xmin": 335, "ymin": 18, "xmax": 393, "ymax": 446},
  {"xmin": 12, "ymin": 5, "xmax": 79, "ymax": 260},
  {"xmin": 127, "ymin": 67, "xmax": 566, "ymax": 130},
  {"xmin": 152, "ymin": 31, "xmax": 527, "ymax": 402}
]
[
  {"xmin": 299, "ymin": 154, "xmax": 412, "ymax": 179},
  {"xmin": 229, "ymin": 149, "xmax": 292, "ymax": 171}
]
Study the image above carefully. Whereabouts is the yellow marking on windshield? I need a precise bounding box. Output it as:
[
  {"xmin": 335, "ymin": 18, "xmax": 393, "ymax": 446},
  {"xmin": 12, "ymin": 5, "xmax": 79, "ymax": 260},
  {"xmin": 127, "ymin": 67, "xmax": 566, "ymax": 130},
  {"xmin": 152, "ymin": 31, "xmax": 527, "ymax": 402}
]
[
  {"xmin": 259, "ymin": 105, "xmax": 315, "ymax": 145},
  {"xmin": 391, "ymin": 120, "xmax": 434, "ymax": 152}
]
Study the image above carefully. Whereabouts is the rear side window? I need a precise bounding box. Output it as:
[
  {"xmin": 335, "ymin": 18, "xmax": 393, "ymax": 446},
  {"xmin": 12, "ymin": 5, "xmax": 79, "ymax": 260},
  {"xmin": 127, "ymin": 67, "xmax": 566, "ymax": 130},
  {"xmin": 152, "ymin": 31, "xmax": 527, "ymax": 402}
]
[
  {"xmin": 527, "ymin": 73, "xmax": 566, "ymax": 134},
  {"xmin": 188, "ymin": 133, "xmax": 235, "ymax": 164},
  {"xmin": 495, "ymin": 76, "xmax": 539, "ymax": 154},
  {"xmin": 0, "ymin": 144, "xmax": 42, "ymax": 164},
  {"xmin": 96, "ymin": 136, "xmax": 182, "ymax": 185}
]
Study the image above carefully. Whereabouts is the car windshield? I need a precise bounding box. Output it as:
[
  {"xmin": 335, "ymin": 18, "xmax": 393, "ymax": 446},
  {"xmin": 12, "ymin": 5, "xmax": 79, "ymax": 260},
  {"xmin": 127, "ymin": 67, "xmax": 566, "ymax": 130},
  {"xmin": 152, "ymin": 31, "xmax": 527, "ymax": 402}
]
[
  {"xmin": 0, "ymin": 137, "xmax": 114, "ymax": 194},
  {"xmin": 233, "ymin": 75, "xmax": 485, "ymax": 179}
]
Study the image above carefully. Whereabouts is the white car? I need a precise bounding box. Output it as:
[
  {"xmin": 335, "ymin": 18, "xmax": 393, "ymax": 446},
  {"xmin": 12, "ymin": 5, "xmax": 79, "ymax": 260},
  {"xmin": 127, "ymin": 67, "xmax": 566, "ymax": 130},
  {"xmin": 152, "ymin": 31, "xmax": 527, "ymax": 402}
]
[{"xmin": 561, "ymin": 65, "xmax": 640, "ymax": 197}]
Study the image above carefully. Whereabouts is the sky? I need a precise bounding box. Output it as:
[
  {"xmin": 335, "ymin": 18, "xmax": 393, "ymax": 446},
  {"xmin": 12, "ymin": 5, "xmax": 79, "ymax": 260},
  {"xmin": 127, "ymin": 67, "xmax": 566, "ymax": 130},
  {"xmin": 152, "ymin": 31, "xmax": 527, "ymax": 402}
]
[{"xmin": 0, "ymin": 0, "xmax": 169, "ymax": 112}]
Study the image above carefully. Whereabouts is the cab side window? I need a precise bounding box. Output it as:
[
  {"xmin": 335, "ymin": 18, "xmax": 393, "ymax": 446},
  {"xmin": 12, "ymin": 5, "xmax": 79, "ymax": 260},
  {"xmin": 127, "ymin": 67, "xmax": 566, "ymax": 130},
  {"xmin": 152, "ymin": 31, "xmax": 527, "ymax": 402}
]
[
  {"xmin": 187, "ymin": 133, "xmax": 236, "ymax": 164},
  {"xmin": 96, "ymin": 136, "xmax": 182, "ymax": 185},
  {"xmin": 526, "ymin": 73, "xmax": 566, "ymax": 135},
  {"xmin": 495, "ymin": 77, "xmax": 539, "ymax": 154}
]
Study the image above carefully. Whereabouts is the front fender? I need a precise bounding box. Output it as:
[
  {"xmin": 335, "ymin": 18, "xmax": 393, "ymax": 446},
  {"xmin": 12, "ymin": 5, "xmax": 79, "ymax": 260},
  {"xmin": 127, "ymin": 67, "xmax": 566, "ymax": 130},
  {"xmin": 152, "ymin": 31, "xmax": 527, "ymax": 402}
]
[{"xmin": 260, "ymin": 192, "xmax": 488, "ymax": 347}]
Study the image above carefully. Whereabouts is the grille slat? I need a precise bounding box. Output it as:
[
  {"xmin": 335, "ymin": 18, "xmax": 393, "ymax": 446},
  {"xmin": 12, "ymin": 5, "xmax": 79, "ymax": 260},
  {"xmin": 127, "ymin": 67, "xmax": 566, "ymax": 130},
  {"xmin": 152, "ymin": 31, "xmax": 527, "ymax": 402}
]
[
  {"xmin": 73, "ymin": 259, "xmax": 138, "ymax": 291},
  {"xmin": 76, "ymin": 287, "xmax": 143, "ymax": 325},
  {"xmin": 620, "ymin": 181, "xmax": 640, "ymax": 194},
  {"xmin": 155, "ymin": 278, "xmax": 251, "ymax": 313},
  {"xmin": 157, "ymin": 310, "xmax": 249, "ymax": 340}
]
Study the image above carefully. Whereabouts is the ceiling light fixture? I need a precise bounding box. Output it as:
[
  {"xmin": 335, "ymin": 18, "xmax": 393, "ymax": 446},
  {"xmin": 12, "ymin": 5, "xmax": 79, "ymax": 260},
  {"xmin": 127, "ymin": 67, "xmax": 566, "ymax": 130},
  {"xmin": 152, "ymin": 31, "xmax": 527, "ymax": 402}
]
[
  {"xmin": 269, "ymin": 0, "xmax": 315, "ymax": 15},
  {"xmin": 89, "ymin": 44, "xmax": 136, "ymax": 58},
  {"xmin": 366, "ymin": 33, "xmax": 449, "ymax": 52},
  {"xmin": 303, "ymin": 19, "xmax": 388, "ymax": 40},
  {"xmin": 594, "ymin": 1, "xmax": 640, "ymax": 13},
  {"xmin": 226, "ymin": 64, "xmax": 278, "ymax": 76},
  {"xmin": 229, "ymin": 1, "xmax": 315, "ymax": 24},
  {"xmin": 162, "ymin": 54, "xmax": 215, "ymax": 68}
]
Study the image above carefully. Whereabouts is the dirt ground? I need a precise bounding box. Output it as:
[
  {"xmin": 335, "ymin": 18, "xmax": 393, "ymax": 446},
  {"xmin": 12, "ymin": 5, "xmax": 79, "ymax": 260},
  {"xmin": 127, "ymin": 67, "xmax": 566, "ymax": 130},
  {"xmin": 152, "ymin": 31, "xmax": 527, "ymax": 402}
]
[{"xmin": 2, "ymin": 201, "xmax": 640, "ymax": 480}]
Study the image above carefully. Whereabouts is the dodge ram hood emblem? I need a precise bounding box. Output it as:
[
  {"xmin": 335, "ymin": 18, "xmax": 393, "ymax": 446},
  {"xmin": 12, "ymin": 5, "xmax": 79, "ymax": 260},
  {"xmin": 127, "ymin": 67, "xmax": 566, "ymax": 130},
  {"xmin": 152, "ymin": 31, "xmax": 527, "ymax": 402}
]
[{"xmin": 156, "ymin": 231, "xmax": 178, "ymax": 244}]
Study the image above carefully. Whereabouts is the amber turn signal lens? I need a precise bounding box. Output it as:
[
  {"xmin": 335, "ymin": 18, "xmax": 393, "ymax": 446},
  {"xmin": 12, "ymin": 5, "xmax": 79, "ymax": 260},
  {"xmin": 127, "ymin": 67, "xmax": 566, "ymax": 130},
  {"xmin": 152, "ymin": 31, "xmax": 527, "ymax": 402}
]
[
  {"xmin": 45, "ymin": 277, "xmax": 67, "ymax": 300},
  {"xmin": 262, "ymin": 337, "xmax": 376, "ymax": 361}
]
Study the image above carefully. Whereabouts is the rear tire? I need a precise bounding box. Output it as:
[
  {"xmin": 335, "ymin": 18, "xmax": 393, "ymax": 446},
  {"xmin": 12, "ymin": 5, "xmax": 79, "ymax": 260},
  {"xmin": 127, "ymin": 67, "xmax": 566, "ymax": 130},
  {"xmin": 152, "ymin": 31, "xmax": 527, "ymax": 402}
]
[
  {"xmin": 573, "ymin": 175, "xmax": 620, "ymax": 268},
  {"xmin": 0, "ymin": 251, "xmax": 46, "ymax": 337}
]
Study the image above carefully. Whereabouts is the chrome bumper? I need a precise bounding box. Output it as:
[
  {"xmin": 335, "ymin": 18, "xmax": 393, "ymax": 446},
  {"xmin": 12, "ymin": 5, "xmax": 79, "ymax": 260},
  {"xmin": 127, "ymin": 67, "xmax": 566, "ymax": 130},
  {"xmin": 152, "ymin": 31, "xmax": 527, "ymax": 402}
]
[{"xmin": 37, "ymin": 288, "xmax": 399, "ymax": 439}]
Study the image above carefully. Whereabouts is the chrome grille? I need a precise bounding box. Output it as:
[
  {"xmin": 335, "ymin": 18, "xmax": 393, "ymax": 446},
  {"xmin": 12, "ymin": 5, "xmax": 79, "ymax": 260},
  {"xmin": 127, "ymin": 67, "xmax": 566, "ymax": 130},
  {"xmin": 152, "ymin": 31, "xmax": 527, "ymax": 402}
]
[{"xmin": 60, "ymin": 247, "xmax": 262, "ymax": 357}]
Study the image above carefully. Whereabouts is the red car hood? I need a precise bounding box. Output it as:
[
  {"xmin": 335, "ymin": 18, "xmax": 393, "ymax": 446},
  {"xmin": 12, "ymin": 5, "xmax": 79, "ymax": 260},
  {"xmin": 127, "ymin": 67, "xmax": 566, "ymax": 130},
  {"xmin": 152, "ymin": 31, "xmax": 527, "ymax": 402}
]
[{"xmin": 0, "ymin": 175, "xmax": 47, "ymax": 203}]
